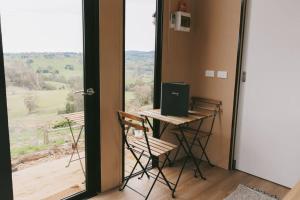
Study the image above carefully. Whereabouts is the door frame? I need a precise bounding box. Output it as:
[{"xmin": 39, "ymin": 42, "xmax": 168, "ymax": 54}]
[
  {"xmin": 0, "ymin": 0, "xmax": 101, "ymax": 199},
  {"xmin": 121, "ymin": 0, "xmax": 164, "ymax": 180},
  {"xmin": 0, "ymin": 19, "xmax": 14, "ymax": 200},
  {"xmin": 229, "ymin": 0, "xmax": 248, "ymax": 170}
]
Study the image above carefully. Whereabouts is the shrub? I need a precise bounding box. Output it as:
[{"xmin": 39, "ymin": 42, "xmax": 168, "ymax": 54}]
[
  {"xmin": 40, "ymin": 82, "xmax": 56, "ymax": 90},
  {"xmin": 24, "ymin": 95, "xmax": 38, "ymax": 113},
  {"xmin": 52, "ymin": 119, "xmax": 74, "ymax": 129}
]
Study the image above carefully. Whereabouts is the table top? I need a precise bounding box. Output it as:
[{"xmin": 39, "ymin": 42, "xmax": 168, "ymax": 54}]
[
  {"xmin": 63, "ymin": 111, "xmax": 85, "ymax": 126},
  {"xmin": 138, "ymin": 109, "xmax": 207, "ymax": 126}
]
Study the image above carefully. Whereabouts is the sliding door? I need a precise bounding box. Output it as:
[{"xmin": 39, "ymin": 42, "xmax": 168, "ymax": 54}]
[
  {"xmin": 123, "ymin": 0, "xmax": 163, "ymax": 179},
  {"xmin": 0, "ymin": 19, "xmax": 14, "ymax": 200},
  {"xmin": 0, "ymin": 0, "xmax": 100, "ymax": 199}
]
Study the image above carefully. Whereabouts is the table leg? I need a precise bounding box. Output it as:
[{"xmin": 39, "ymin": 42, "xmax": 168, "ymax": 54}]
[
  {"xmin": 145, "ymin": 117, "xmax": 154, "ymax": 132},
  {"xmin": 171, "ymin": 120, "xmax": 203, "ymax": 165},
  {"xmin": 159, "ymin": 123, "xmax": 169, "ymax": 138},
  {"xmin": 145, "ymin": 116, "xmax": 169, "ymax": 139},
  {"xmin": 75, "ymin": 126, "xmax": 85, "ymax": 177},
  {"xmin": 66, "ymin": 123, "xmax": 86, "ymax": 178},
  {"xmin": 66, "ymin": 121, "xmax": 77, "ymax": 168},
  {"xmin": 179, "ymin": 125, "xmax": 206, "ymax": 180}
]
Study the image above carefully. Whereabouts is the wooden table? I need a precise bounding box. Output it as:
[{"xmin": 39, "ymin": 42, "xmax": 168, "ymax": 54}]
[
  {"xmin": 139, "ymin": 109, "xmax": 210, "ymax": 138},
  {"xmin": 284, "ymin": 181, "xmax": 300, "ymax": 200},
  {"xmin": 139, "ymin": 109, "xmax": 210, "ymax": 193},
  {"xmin": 139, "ymin": 109, "xmax": 206, "ymax": 126}
]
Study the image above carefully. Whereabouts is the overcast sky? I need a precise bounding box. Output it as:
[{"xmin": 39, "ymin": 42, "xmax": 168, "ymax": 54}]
[{"xmin": 0, "ymin": 0, "xmax": 156, "ymax": 53}]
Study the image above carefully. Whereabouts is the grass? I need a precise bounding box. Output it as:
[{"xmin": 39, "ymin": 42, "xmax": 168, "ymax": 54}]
[
  {"xmin": 6, "ymin": 85, "xmax": 73, "ymax": 158},
  {"xmin": 11, "ymin": 145, "xmax": 49, "ymax": 158},
  {"xmin": 125, "ymin": 91, "xmax": 135, "ymax": 101},
  {"xmin": 44, "ymin": 81, "xmax": 67, "ymax": 89},
  {"xmin": 7, "ymin": 88, "xmax": 133, "ymax": 158},
  {"xmin": 6, "ymin": 87, "xmax": 69, "ymax": 119}
]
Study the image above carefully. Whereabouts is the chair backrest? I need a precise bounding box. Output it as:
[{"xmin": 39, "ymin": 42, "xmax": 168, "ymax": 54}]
[
  {"xmin": 118, "ymin": 111, "xmax": 148, "ymax": 132},
  {"xmin": 190, "ymin": 96, "xmax": 222, "ymax": 115},
  {"xmin": 117, "ymin": 111, "xmax": 152, "ymax": 156},
  {"xmin": 190, "ymin": 97, "xmax": 222, "ymax": 133}
]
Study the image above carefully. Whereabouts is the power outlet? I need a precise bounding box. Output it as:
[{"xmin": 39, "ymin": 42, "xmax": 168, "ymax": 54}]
[
  {"xmin": 205, "ymin": 70, "xmax": 215, "ymax": 78},
  {"xmin": 217, "ymin": 71, "xmax": 228, "ymax": 79}
]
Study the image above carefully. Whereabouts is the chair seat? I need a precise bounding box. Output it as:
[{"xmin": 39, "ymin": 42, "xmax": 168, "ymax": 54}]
[{"xmin": 131, "ymin": 136, "xmax": 177, "ymax": 157}]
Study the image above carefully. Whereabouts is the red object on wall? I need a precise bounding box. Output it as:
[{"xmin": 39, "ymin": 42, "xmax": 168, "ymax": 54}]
[{"xmin": 178, "ymin": 0, "xmax": 188, "ymax": 12}]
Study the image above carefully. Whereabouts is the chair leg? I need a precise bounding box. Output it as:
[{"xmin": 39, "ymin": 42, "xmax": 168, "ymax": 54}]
[
  {"xmin": 157, "ymin": 153, "xmax": 173, "ymax": 191},
  {"xmin": 66, "ymin": 149, "xmax": 75, "ymax": 168},
  {"xmin": 129, "ymin": 148, "xmax": 150, "ymax": 179},
  {"xmin": 198, "ymin": 137, "xmax": 214, "ymax": 167},
  {"xmin": 157, "ymin": 166, "xmax": 173, "ymax": 191},
  {"xmin": 120, "ymin": 150, "xmax": 145, "ymax": 191},
  {"xmin": 138, "ymin": 157, "xmax": 151, "ymax": 180},
  {"xmin": 145, "ymin": 156, "xmax": 169, "ymax": 200}
]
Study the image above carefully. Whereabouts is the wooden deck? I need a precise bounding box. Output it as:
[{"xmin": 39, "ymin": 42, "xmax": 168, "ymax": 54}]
[
  {"xmin": 12, "ymin": 153, "xmax": 85, "ymax": 200},
  {"xmin": 92, "ymin": 161, "xmax": 289, "ymax": 200}
]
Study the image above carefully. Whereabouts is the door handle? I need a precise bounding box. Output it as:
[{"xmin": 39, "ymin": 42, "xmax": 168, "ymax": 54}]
[
  {"xmin": 74, "ymin": 88, "xmax": 95, "ymax": 96},
  {"xmin": 242, "ymin": 71, "xmax": 247, "ymax": 82}
]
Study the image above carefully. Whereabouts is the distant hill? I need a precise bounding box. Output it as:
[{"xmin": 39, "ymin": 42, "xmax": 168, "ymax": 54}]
[
  {"xmin": 3, "ymin": 51, "xmax": 155, "ymax": 83},
  {"xmin": 125, "ymin": 51, "xmax": 154, "ymax": 82},
  {"xmin": 125, "ymin": 50, "xmax": 154, "ymax": 59}
]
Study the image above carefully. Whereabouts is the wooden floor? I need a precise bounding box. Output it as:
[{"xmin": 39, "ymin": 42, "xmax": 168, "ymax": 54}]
[{"xmin": 92, "ymin": 162, "xmax": 289, "ymax": 200}]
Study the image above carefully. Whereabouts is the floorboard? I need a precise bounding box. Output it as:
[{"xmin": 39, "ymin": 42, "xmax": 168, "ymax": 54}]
[{"xmin": 91, "ymin": 161, "xmax": 289, "ymax": 200}]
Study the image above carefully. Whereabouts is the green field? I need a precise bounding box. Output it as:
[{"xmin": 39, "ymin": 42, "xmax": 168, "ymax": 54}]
[
  {"xmin": 7, "ymin": 85, "xmax": 74, "ymax": 157},
  {"xmin": 4, "ymin": 51, "xmax": 154, "ymax": 158},
  {"xmin": 4, "ymin": 53, "xmax": 85, "ymax": 158},
  {"xmin": 4, "ymin": 52, "xmax": 83, "ymax": 79},
  {"xmin": 7, "ymin": 86, "xmax": 69, "ymax": 119}
]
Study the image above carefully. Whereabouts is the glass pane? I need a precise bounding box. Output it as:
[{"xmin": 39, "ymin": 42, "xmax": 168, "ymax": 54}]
[
  {"xmin": 125, "ymin": 0, "xmax": 156, "ymax": 177},
  {"xmin": 0, "ymin": 0, "xmax": 86, "ymax": 199}
]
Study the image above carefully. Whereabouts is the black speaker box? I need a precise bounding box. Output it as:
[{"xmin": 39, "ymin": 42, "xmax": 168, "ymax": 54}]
[{"xmin": 161, "ymin": 82, "xmax": 190, "ymax": 116}]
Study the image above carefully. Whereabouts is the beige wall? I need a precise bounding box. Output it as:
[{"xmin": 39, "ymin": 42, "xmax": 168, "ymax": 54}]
[
  {"xmin": 162, "ymin": 0, "xmax": 194, "ymax": 84},
  {"xmin": 191, "ymin": 0, "xmax": 241, "ymax": 169},
  {"xmin": 162, "ymin": 0, "xmax": 241, "ymax": 169},
  {"xmin": 99, "ymin": 0, "xmax": 123, "ymax": 191}
]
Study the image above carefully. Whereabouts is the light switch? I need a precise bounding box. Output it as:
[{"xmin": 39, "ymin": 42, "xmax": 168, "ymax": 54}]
[
  {"xmin": 217, "ymin": 71, "xmax": 228, "ymax": 79},
  {"xmin": 205, "ymin": 70, "xmax": 215, "ymax": 78}
]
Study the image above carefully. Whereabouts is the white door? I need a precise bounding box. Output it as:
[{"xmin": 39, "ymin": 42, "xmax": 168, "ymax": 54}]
[{"xmin": 235, "ymin": 0, "xmax": 300, "ymax": 187}]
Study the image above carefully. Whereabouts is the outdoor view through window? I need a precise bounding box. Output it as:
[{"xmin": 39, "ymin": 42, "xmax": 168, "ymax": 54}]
[
  {"xmin": 125, "ymin": 0, "xmax": 156, "ymax": 112},
  {"xmin": 124, "ymin": 0, "xmax": 156, "ymax": 177},
  {"xmin": 1, "ymin": 0, "xmax": 86, "ymax": 199}
]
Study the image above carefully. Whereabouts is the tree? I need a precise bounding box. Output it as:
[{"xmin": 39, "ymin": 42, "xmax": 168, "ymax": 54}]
[
  {"xmin": 64, "ymin": 92, "xmax": 84, "ymax": 113},
  {"xmin": 133, "ymin": 84, "xmax": 152, "ymax": 107},
  {"xmin": 26, "ymin": 59, "xmax": 34, "ymax": 65},
  {"xmin": 24, "ymin": 95, "xmax": 38, "ymax": 113}
]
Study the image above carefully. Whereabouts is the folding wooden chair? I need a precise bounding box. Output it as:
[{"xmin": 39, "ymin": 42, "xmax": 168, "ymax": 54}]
[
  {"xmin": 171, "ymin": 97, "xmax": 221, "ymax": 176},
  {"xmin": 118, "ymin": 111, "xmax": 177, "ymax": 199}
]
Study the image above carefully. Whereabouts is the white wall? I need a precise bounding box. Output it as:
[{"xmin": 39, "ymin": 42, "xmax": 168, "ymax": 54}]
[{"xmin": 235, "ymin": 0, "xmax": 300, "ymax": 187}]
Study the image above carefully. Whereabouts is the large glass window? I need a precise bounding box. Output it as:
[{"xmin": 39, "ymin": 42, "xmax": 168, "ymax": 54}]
[
  {"xmin": 124, "ymin": 0, "xmax": 157, "ymax": 177},
  {"xmin": 1, "ymin": 0, "xmax": 87, "ymax": 199}
]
